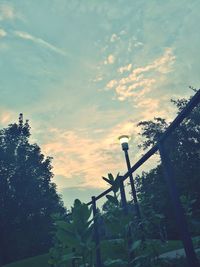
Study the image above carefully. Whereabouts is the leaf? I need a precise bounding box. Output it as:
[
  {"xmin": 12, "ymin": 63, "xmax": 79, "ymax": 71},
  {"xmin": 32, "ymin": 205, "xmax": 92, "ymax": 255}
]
[
  {"xmin": 56, "ymin": 230, "xmax": 78, "ymax": 247},
  {"xmin": 155, "ymin": 213, "xmax": 165, "ymax": 219},
  {"xmin": 62, "ymin": 253, "xmax": 82, "ymax": 262},
  {"xmin": 108, "ymin": 173, "xmax": 115, "ymax": 182},
  {"xmin": 103, "ymin": 173, "xmax": 120, "ymax": 193},
  {"xmin": 112, "ymin": 174, "xmax": 120, "ymax": 193},
  {"xmin": 106, "ymin": 195, "xmax": 119, "ymax": 205},
  {"xmin": 131, "ymin": 253, "xmax": 149, "ymax": 263},
  {"xmin": 72, "ymin": 201, "xmax": 92, "ymax": 226},
  {"xmin": 104, "ymin": 259, "xmax": 128, "ymax": 266},
  {"xmin": 102, "ymin": 176, "xmax": 114, "ymax": 185},
  {"xmin": 130, "ymin": 240, "xmax": 142, "ymax": 251},
  {"xmin": 55, "ymin": 220, "xmax": 74, "ymax": 232},
  {"xmin": 190, "ymin": 199, "xmax": 197, "ymax": 204}
]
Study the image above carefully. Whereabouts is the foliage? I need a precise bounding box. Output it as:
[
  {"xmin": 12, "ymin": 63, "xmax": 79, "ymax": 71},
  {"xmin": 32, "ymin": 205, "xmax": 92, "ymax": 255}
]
[
  {"xmin": 0, "ymin": 114, "xmax": 66, "ymax": 265},
  {"xmin": 101, "ymin": 173, "xmax": 144, "ymax": 265},
  {"xmin": 136, "ymin": 94, "xmax": 200, "ymax": 238},
  {"xmin": 49, "ymin": 199, "xmax": 94, "ymax": 267},
  {"xmin": 102, "ymin": 173, "xmax": 120, "ymax": 190},
  {"xmin": 102, "ymin": 174, "xmax": 131, "ymax": 238},
  {"xmin": 135, "ymin": 169, "xmax": 168, "ymax": 240}
]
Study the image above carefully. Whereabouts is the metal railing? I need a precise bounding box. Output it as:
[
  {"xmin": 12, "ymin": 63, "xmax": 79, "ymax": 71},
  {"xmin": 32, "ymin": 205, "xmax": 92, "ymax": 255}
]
[{"xmin": 72, "ymin": 89, "xmax": 200, "ymax": 267}]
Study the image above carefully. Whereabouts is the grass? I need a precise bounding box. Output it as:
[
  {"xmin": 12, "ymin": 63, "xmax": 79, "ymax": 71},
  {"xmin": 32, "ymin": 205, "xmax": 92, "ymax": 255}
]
[
  {"xmin": 3, "ymin": 253, "xmax": 49, "ymax": 267},
  {"xmin": 101, "ymin": 238, "xmax": 128, "ymax": 261},
  {"xmin": 3, "ymin": 236, "xmax": 200, "ymax": 267},
  {"xmin": 158, "ymin": 235, "xmax": 200, "ymax": 254}
]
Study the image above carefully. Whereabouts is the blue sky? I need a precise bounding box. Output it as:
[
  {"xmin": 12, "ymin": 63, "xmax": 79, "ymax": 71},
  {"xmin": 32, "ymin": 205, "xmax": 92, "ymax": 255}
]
[{"xmin": 0, "ymin": 0, "xmax": 200, "ymax": 208}]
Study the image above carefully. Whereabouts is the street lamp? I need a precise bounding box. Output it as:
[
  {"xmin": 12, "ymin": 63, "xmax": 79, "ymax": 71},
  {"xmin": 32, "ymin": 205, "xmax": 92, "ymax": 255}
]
[
  {"xmin": 118, "ymin": 135, "xmax": 142, "ymax": 221},
  {"xmin": 119, "ymin": 135, "xmax": 130, "ymax": 150}
]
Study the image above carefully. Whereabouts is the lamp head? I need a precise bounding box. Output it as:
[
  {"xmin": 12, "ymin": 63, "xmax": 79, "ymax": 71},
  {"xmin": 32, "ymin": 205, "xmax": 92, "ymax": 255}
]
[{"xmin": 118, "ymin": 135, "xmax": 130, "ymax": 151}]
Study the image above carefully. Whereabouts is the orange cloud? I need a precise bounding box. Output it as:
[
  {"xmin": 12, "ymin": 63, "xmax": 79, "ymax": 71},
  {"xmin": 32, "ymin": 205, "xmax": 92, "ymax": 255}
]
[
  {"xmin": 0, "ymin": 111, "xmax": 15, "ymax": 125},
  {"xmin": 118, "ymin": 63, "xmax": 132, "ymax": 74},
  {"xmin": 41, "ymin": 120, "xmax": 139, "ymax": 190}
]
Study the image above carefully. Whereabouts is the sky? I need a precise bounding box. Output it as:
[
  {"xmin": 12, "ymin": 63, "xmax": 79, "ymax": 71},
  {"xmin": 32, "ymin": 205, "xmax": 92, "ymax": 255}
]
[{"xmin": 0, "ymin": 0, "xmax": 200, "ymax": 208}]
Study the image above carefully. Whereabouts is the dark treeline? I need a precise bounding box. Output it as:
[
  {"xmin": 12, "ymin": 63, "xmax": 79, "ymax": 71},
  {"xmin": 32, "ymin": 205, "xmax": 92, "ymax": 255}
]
[
  {"xmin": 0, "ymin": 114, "xmax": 66, "ymax": 265},
  {"xmin": 135, "ymin": 95, "xmax": 200, "ymax": 240}
]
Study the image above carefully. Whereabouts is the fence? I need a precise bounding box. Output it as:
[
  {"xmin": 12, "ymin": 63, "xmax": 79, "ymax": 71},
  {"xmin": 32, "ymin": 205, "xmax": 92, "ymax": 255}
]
[{"xmin": 71, "ymin": 89, "xmax": 200, "ymax": 267}]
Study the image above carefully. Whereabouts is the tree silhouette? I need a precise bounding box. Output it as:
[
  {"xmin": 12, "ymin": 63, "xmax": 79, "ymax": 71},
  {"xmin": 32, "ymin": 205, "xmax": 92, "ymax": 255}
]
[{"xmin": 0, "ymin": 114, "xmax": 66, "ymax": 265}]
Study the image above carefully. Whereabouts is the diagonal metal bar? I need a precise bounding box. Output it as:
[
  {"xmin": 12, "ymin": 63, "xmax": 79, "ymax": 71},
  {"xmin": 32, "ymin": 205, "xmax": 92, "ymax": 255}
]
[{"xmin": 85, "ymin": 89, "xmax": 200, "ymax": 206}]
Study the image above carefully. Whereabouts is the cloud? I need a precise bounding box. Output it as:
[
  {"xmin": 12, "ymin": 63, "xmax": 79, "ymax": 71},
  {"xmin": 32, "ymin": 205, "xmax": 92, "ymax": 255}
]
[
  {"xmin": 118, "ymin": 63, "xmax": 132, "ymax": 74},
  {"xmin": 0, "ymin": 28, "xmax": 6, "ymax": 38},
  {"xmin": 0, "ymin": 3, "xmax": 22, "ymax": 21},
  {"xmin": 104, "ymin": 54, "xmax": 115, "ymax": 64},
  {"xmin": 106, "ymin": 79, "xmax": 117, "ymax": 89},
  {"xmin": 41, "ymin": 119, "xmax": 138, "ymax": 190},
  {"xmin": 103, "ymin": 48, "xmax": 177, "ymax": 134},
  {"xmin": 110, "ymin": 33, "xmax": 120, "ymax": 42},
  {"xmin": 106, "ymin": 48, "xmax": 175, "ymax": 101},
  {"xmin": 0, "ymin": 3, "xmax": 15, "ymax": 20},
  {"xmin": 134, "ymin": 41, "xmax": 143, "ymax": 48},
  {"xmin": 14, "ymin": 30, "xmax": 67, "ymax": 56},
  {"xmin": 0, "ymin": 110, "xmax": 15, "ymax": 125},
  {"xmin": 93, "ymin": 75, "xmax": 103, "ymax": 82}
]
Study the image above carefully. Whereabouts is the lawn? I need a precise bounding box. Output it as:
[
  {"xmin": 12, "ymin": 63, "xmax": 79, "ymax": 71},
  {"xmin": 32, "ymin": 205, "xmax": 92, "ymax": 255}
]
[
  {"xmin": 3, "ymin": 236, "xmax": 200, "ymax": 267},
  {"xmin": 3, "ymin": 254, "xmax": 50, "ymax": 267}
]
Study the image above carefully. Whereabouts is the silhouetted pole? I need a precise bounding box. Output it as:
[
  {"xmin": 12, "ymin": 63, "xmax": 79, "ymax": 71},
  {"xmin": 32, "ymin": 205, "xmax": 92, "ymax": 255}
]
[
  {"xmin": 119, "ymin": 176, "xmax": 128, "ymax": 214},
  {"xmin": 91, "ymin": 196, "xmax": 102, "ymax": 267},
  {"xmin": 124, "ymin": 149, "xmax": 142, "ymax": 220},
  {"xmin": 119, "ymin": 176, "xmax": 134, "ymax": 266},
  {"xmin": 159, "ymin": 141, "xmax": 199, "ymax": 267},
  {"xmin": 119, "ymin": 136, "xmax": 142, "ymax": 222}
]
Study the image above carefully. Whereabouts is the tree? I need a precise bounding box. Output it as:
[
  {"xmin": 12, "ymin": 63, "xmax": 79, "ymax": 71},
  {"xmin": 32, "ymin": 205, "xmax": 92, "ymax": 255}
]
[
  {"xmin": 0, "ymin": 114, "xmax": 66, "ymax": 265},
  {"xmin": 136, "ymin": 93, "xmax": 200, "ymax": 239}
]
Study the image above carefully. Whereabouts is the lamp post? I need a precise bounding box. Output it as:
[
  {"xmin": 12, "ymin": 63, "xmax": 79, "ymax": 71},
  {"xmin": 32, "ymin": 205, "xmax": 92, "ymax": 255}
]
[{"xmin": 118, "ymin": 135, "xmax": 142, "ymax": 221}]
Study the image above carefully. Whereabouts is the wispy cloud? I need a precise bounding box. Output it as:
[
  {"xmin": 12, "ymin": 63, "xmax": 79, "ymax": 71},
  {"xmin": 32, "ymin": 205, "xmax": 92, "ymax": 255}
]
[
  {"xmin": 106, "ymin": 48, "xmax": 175, "ymax": 101},
  {"xmin": 14, "ymin": 30, "xmax": 67, "ymax": 56}
]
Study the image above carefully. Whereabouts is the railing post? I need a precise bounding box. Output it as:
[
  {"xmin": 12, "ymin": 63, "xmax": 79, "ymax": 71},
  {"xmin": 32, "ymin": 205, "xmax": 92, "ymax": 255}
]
[
  {"xmin": 158, "ymin": 141, "xmax": 199, "ymax": 267},
  {"xmin": 119, "ymin": 176, "xmax": 134, "ymax": 265},
  {"xmin": 124, "ymin": 149, "xmax": 142, "ymax": 222},
  {"xmin": 123, "ymin": 151, "xmax": 145, "ymax": 241},
  {"xmin": 91, "ymin": 196, "xmax": 102, "ymax": 267}
]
